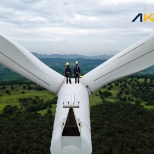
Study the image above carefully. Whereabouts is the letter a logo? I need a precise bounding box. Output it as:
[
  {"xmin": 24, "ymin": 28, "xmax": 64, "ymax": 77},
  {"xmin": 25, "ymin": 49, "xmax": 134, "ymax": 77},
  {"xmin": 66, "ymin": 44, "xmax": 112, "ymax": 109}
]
[{"xmin": 132, "ymin": 13, "xmax": 142, "ymax": 22}]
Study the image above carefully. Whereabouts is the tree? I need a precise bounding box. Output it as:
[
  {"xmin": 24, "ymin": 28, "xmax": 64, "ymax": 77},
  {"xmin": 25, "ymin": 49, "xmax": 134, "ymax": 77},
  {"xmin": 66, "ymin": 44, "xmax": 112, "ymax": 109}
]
[
  {"xmin": 6, "ymin": 89, "xmax": 11, "ymax": 95},
  {"xmin": 3, "ymin": 105, "xmax": 18, "ymax": 114}
]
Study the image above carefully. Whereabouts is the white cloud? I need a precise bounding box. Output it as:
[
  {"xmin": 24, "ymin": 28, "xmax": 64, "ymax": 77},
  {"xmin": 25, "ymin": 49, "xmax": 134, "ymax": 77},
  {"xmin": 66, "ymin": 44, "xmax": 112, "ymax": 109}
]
[
  {"xmin": 19, "ymin": 15, "xmax": 47, "ymax": 23},
  {"xmin": 100, "ymin": 0, "xmax": 154, "ymax": 5},
  {"xmin": 0, "ymin": 0, "xmax": 154, "ymax": 56}
]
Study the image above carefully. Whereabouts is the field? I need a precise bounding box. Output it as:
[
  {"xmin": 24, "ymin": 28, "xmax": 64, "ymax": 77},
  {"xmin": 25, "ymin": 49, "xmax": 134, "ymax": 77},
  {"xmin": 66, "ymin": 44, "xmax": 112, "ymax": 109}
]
[
  {"xmin": 0, "ymin": 83, "xmax": 55, "ymax": 114},
  {"xmin": 0, "ymin": 76, "xmax": 154, "ymax": 116}
]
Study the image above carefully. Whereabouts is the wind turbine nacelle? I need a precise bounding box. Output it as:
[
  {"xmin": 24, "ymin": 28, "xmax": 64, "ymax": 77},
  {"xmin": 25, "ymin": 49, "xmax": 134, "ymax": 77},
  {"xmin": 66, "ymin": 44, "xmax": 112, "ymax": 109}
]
[{"xmin": 50, "ymin": 79, "xmax": 92, "ymax": 154}]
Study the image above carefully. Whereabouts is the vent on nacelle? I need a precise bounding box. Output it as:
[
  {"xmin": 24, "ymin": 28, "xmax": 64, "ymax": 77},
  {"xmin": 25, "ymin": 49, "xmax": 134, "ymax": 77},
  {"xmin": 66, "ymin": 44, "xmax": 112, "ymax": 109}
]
[{"xmin": 62, "ymin": 108, "xmax": 80, "ymax": 136}]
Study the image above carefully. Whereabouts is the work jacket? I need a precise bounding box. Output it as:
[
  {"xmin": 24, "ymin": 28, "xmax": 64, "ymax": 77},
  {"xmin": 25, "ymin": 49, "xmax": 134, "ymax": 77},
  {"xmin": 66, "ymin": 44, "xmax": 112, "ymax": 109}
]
[
  {"xmin": 65, "ymin": 66, "xmax": 72, "ymax": 76},
  {"xmin": 74, "ymin": 66, "xmax": 80, "ymax": 74}
]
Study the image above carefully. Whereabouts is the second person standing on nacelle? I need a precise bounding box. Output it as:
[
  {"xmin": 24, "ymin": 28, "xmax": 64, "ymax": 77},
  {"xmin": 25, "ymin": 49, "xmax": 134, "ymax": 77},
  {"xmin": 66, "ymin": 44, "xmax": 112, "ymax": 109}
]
[{"xmin": 74, "ymin": 61, "xmax": 80, "ymax": 84}]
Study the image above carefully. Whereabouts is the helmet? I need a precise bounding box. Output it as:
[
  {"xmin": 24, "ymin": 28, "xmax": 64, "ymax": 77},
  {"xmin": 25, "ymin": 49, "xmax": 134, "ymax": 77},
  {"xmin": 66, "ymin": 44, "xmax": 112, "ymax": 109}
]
[
  {"xmin": 75, "ymin": 61, "xmax": 78, "ymax": 64},
  {"xmin": 66, "ymin": 62, "xmax": 69, "ymax": 66}
]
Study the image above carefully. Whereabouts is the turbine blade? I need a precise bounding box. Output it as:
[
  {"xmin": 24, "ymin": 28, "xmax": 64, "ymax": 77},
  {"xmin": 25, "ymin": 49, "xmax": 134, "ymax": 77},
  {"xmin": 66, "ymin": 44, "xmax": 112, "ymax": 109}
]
[
  {"xmin": 0, "ymin": 34, "xmax": 65, "ymax": 94},
  {"xmin": 83, "ymin": 34, "xmax": 154, "ymax": 93}
]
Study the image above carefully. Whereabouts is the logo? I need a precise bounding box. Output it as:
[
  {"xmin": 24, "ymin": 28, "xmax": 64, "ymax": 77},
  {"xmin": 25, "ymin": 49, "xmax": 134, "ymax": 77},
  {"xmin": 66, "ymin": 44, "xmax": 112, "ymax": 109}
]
[{"xmin": 132, "ymin": 13, "xmax": 154, "ymax": 22}]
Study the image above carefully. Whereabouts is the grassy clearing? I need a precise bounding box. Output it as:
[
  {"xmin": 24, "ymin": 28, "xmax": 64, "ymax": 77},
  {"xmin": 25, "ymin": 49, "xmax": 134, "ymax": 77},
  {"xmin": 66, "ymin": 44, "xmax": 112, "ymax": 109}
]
[
  {"xmin": 140, "ymin": 102, "xmax": 154, "ymax": 109},
  {"xmin": 89, "ymin": 91, "xmax": 102, "ymax": 107},
  {"xmin": 38, "ymin": 104, "xmax": 57, "ymax": 115},
  {"xmin": 0, "ymin": 83, "xmax": 55, "ymax": 113},
  {"xmin": 90, "ymin": 79, "xmax": 154, "ymax": 110}
]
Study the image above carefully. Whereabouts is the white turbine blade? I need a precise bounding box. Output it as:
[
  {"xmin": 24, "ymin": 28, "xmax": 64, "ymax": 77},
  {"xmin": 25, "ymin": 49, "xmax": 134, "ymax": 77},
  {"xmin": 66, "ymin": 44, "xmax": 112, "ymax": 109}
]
[
  {"xmin": 0, "ymin": 34, "xmax": 65, "ymax": 94},
  {"xmin": 83, "ymin": 33, "xmax": 154, "ymax": 93}
]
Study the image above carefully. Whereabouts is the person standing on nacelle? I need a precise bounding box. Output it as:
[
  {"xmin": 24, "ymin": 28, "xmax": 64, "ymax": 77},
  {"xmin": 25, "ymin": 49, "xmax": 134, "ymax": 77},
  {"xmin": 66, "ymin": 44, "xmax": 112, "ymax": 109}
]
[
  {"xmin": 65, "ymin": 62, "xmax": 72, "ymax": 84},
  {"xmin": 74, "ymin": 61, "xmax": 81, "ymax": 83}
]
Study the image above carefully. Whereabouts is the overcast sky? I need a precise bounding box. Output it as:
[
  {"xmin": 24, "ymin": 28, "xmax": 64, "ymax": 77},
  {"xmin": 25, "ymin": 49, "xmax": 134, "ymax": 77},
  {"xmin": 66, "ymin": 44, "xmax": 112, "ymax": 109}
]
[{"xmin": 0, "ymin": 0, "xmax": 154, "ymax": 56}]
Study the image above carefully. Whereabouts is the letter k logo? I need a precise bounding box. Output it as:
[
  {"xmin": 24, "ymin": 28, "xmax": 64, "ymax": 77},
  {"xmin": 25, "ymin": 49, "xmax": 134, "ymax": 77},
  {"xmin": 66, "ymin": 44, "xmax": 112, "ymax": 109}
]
[{"xmin": 144, "ymin": 13, "xmax": 154, "ymax": 22}]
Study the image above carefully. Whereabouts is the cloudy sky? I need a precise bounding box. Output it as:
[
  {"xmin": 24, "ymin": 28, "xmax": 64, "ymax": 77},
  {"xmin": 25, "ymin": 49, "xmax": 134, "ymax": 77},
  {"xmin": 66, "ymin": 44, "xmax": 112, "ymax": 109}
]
[{"xmin": 0, "ymin": 0, "xmax": 154, "ymax": 56}]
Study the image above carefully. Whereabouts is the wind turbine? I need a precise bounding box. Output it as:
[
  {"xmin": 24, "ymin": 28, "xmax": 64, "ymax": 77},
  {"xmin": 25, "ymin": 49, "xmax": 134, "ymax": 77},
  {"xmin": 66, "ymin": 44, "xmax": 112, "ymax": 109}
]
[{"xmin": 0, "ymin": 33, "xmax": 154, "ymax": 154}]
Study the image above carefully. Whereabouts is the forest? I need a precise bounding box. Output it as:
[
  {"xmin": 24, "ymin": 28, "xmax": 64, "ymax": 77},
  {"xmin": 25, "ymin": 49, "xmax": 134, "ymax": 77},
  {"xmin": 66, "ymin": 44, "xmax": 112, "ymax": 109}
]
[{"xmin": 0, "ymin": 58, "xmax": 154, "ymax": 154}]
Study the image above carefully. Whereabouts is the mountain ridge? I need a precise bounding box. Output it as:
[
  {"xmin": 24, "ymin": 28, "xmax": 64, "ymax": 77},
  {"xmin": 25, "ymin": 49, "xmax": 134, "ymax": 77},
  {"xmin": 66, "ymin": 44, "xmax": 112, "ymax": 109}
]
[{"xmin": 32, "ymin": 52, "xmax": 113, "ymax": 60}]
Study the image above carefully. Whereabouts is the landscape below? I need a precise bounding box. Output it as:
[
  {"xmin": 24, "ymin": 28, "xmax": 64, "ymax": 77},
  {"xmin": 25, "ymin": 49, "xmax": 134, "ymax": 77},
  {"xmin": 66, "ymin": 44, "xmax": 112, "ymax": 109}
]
[{"xmin": 0, "ymin": 58, "xmax": 154, "ymax": 154}]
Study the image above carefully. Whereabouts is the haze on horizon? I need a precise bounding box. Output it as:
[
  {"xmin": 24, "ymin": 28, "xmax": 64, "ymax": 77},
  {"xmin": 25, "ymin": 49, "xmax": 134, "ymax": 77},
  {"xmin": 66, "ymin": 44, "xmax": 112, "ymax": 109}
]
[{"xmin": 0, "ymin": 0, "xmax": 154, "ymax": 56}]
